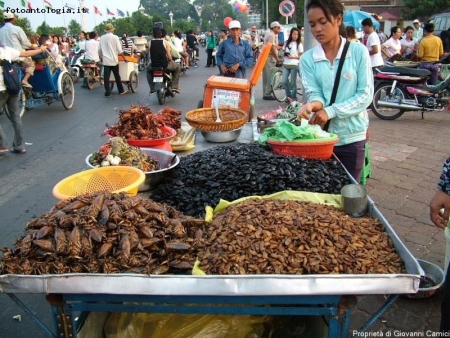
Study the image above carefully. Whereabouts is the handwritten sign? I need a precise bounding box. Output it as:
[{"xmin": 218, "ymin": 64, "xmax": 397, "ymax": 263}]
[{"xmin": 213, "ymin": 89, "xmax": 241, "ymax": 108}]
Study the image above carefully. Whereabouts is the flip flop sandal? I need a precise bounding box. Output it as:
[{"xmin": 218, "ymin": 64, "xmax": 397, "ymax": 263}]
[
  {"xmin": 11, "ymin": 148, "xmax": 26, "ymax": 154},
  {"xmin": 0, "ymin": 148, "xmax": 9, "ymax": 156},
  {"xmin": 172, "ymin": 88, "xmax": 181, "ymax": 93}
]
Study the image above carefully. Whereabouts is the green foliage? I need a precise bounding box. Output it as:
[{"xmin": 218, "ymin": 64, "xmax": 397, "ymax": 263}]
[
  {"xmin": 36, "ymin": 21, "xmax": 51, "ymax": 35},
  {"xmin": 51, "ymin": 27, "xmax": 68, "ymax": 36},
  {"xmin": 68, "ymin": 19, "xmax": 82, "ymax": 36},
  {"xmin": 402, "ymin": 0, "xmax": 450, "ymax": 20}
]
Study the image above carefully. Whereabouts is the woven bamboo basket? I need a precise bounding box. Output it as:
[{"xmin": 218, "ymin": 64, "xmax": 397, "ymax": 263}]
[{"xmin": 185, "ymin": 108, "xmax": 248, "ymax": 132}]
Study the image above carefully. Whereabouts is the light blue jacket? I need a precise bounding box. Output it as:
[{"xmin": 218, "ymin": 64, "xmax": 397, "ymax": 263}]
[{"xmin": 300, "ymin": 38, "xmax": 373, "ymax": 146}]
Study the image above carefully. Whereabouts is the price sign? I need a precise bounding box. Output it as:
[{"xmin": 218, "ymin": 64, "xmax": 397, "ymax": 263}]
[{"xmin": 213, "ymin": 89, "xmax": 241, "ymax": 108}]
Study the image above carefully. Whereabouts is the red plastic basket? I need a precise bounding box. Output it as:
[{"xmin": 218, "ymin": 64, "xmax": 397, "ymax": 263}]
[{"xmin": 267, "ymin": 136, "xmax": 340, "ymax": 160}]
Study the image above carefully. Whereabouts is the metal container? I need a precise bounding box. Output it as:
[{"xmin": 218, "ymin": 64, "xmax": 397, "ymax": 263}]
[
  {"xmin": 85, "ymin": 148, "xmax": 180, "ymax": 192},
  {"xmin": 405, "ymin": 259, "xmax": 445, "ymax": 299},
  {"xmin": 340, "ymin": 184, "xmax": 368, "ymax": 217},
  {"xmin": 201, "ymin": 128, "xmax": 242, "ymax": 143}
]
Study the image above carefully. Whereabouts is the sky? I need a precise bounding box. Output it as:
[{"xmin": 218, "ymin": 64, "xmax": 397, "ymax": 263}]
[{"xmin": 2, "ymin": 0, "xmax": 141, "ymax": 31}]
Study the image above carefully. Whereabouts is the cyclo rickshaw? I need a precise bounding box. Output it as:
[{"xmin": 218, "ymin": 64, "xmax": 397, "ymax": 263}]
[{"xmin": 5, "ymin": 51, "xmax": 75, "ymax": 119}]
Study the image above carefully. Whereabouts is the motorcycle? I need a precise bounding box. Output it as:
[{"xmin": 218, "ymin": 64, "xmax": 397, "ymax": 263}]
[
  {"xmin": 152, "ymin": 67, "xmax": 175, "ymax": 105},
  {"xmin": 187, "ymin": 47, "xmax": 197, "ymax": 67},
  {"xmin": 200, "ymin": 38, "xmax": 206, "ymax": 47},
  {"xmin": 70, "ymin": 49, "xmax": 85, "ymax": 83},
  {"xmin": 371, "ymin": 65, "xmax": 450, "ymax": 120}
]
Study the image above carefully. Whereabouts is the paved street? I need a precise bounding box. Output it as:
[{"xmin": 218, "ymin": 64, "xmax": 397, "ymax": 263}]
[{"xmin": 0, "ymin": 60, "xmax": 449, "ymax": 337}]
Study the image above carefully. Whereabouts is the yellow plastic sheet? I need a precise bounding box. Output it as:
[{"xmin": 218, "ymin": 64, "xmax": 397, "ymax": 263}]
[
  {"xmin": 104, "ymin": 312, "xmax": 268, "ymax": 338},
  {"xmin": 204, "ymin": 190, "xmax": 343, "ymax": 222}
]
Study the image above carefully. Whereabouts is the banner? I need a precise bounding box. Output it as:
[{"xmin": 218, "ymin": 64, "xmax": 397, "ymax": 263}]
[{"xmin": 117, "ymin": 9, "xmax": 124, "ymax": 17}]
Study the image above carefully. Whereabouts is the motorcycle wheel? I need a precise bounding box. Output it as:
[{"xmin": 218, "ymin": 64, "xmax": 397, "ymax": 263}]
[
  {"xmin": 70, "ymin": 68, "xmax": 80, "ymax": 83},
  {"xmin": 372, "ymin": 84, "xmax": 406, "ymax": 120},
  {"xmin": 157, "ymin": 82, "xmax": 166, "ymax": 105}
]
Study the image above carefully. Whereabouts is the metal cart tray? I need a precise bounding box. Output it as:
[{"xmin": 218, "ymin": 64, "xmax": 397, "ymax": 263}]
[{"xmin": 0, "ymin": 201, "xmax": 421, "ymax": 296}]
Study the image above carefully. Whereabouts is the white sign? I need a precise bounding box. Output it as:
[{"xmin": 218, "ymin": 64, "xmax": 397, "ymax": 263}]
[{"xmin": 213, "ymin": 89, "xmax": 241, "ymax": 108}]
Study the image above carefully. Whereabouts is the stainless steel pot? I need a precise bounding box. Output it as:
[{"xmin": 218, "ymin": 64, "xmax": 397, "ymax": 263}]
[{"xmin": 201, "ymin": 128, "xmax": 242, "ymax": 143}]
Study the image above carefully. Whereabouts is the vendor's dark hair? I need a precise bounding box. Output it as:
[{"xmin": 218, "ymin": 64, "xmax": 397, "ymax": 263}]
[
  {"xmin": 424, "ymin": 23, "xmax": 434, "ymax": 33},
  {"xmin": 388, "ymin": 26, "xmax": 400, "ymax": 39},
  {"xmin": 285, "ymin": 27, "xmax": 301, "ymax": 50},
  {"xmin": 137, "ymin": 30, "xmax": 143, "ymax": 37},
  {"xmin": 153, "ymin": 28, "xmax": 162, "ymax": 38},
  {"xmin": 361, "ymin": 18, "xmax": 373, "ymax": 28},
  {"xmin": 306, "ymin": 0, "xmax": 345, "ymax": 36}
]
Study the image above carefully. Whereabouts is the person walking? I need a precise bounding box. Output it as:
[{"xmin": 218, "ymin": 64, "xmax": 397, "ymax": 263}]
[
  {"xmin": 262, "ymin": 21, "xmax": 282, "ymax": 100},
  {"xmin": 281, "ymin": 27, "xmax": 303, "ymax": 102},
  {"xmin": 0, "ymin": 12, "xmax": 36, "ymax": 88},
  {"xmin": 430, "ymin": 156, "xmax": 450, "ymax": 333},
  {"xmin": 205, "ymin": 31, "xmax": 217, "ymax": 67},
  {"xmin": 298, "ymin": 0, "xmax": 373, "ymax": 181},
  {"xmin": 0, "ymin": 44, "xmax": 48, "ymax": 155},
  {"xmin": 362, "ymin": 18, "xmax": 384, "ymax": 72},
  {"xmin": 418, "ymin": 23, "xmax": 444, "ymax": 85},
  {"xmin": 99, "ymin": 24, "xmax": 127, "ymax": 97}
]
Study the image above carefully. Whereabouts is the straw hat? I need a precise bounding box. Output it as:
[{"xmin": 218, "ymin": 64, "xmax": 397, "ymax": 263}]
[{"xmin": 105, "ymin": 23, "xmax": 115, "ymax": 32}]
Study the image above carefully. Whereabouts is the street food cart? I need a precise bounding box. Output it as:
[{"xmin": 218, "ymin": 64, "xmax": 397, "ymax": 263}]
[
  {"xmin": 109, "ymin": 55, "xmax": 139, "ymax": 93},
  {"xmin": 198, "ymin": 43, "xmax": 272, "ymax": 121}
]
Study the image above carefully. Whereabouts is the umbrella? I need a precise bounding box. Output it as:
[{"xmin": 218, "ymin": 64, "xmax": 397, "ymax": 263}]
[{"xmin": 343, "ymin": 10, "xmax": 380, "ymax": 31}]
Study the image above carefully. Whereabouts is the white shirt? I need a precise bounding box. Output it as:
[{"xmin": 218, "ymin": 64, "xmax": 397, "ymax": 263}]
[
  {"xmin": 0, "ymin": 46, "xmax": 21, "ymax": 91},
  {"xmin": 0, "ymin": 22, "xmax": 30, "ymax": 51},
  {"xmin": 383, "ymin": 38, "xmax": 402, "ymax": 57},
  {"xmin": 401, "ymin": 38, "xmax": 417, "ymax": 55},
  {"xmin": 172, "ymin": 37, "xmax": 184, "ymax": 53},
  {"xmin": 365, "ymin": 31, "xmax": 384, "ymax": 67},
  {"xmin": 85, "ymin": 39, "xmax": 100, "ymax": 62},
  {"xmin": 283, "ymin": 40, "xmax": 303, "ymax": 66},
  {"xmin": 76, "ymin": 39, "xmax": 86, "ymax": 51},
  {"xmin": 99, "ymin": 32, "xmax": 123, "ymax": 66}
]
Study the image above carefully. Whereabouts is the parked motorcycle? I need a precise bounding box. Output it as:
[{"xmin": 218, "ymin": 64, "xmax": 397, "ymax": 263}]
[
  {"xmin": 371, "ymin": 65, "xmax": 450, "ymax": 120},
  {"xmin": 70, "ymin": 49, "xmax": 85, "ymax": 83},
  {"xmin": 152, "ymin": 67, "xmax": 175, "ymax": 105}
]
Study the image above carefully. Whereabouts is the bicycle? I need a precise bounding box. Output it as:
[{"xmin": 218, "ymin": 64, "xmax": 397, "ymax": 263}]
[{"xmin": 269, "ymin": 63, "xmax": 303, "ymax": 102}]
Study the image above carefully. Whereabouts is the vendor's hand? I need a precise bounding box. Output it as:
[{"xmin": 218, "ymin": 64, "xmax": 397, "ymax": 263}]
[
  {"xmin": 220, "ymin": 64, "xmax": 228, "ymax": 74},
  {"xmin": 309, "ymin": 109, "xmax": 329, "ymax": 127},
  {"xmin": 298, "ymin": 103, "xmax": 314, "ymax": 120},
  {"xmin": 229, "ymin": 64, "xmax": 239, "ymax": 73},
  {"xmin": 430, "ymin": 190, "xmax": 450, "ymax": 229}
]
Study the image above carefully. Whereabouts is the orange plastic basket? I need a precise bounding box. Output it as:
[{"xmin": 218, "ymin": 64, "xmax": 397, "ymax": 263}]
[
  {"xmin": 185, "ymin": 108, "xmax": 248, "ymax": 132},
  {"xmin": 267, "ymin": 136, "xmax": 340, "ymax": 160},
  {"xmin": 52, "ymin": 166, "xmax": 145, "ymax": 200}
]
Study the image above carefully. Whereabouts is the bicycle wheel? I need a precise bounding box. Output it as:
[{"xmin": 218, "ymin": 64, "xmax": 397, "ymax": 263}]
[{"xmin": 271, "ymin": 70, "xmax": 286, "ymax": 102}]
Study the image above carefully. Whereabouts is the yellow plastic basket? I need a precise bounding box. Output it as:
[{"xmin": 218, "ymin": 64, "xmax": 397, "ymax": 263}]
[{"xmin": 52, "ymin": 166, "xmax": 146, "ymax": 200}]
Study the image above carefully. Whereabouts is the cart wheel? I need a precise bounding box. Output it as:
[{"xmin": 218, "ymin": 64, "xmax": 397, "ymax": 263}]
[
  {"xmin": 129, "ymin": 71, "xmax": 138, "ymax": 93},
  {"xmin": 5, "ymin": 89, "xmax": 26, "ymax": 119},
  {"xmin": 86, "ymin": 69, "xmax": 95, "ymax": 90},
  {"xmin": 197, "ymin": 100, "xmax": 204, "ymax": 109},
  {"xmin": 60, "ymin": 73, "xmax": 75, "ymax": 110}
]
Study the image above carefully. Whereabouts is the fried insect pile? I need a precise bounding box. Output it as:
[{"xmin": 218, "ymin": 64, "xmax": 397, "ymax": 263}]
[
  {"xmin": 106, "ymin": 105, "xmax": 177, "ymax": 140},
  {"xmin": 199, "ymin": 199, "xmax": 405, "ymax": 275},
  {"xmin": 0, "ymin": 192, "xmax": 207, "ymax": 275}
]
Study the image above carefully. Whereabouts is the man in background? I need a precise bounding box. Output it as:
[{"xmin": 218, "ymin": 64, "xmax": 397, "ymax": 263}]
[
  {"xmin": 362, "ymin": 18, "xmax": 384, "ymax": 72},
  {"xmin": 262, "ymin": 21, "xmax": 282, "ymax": 100},
  {"xmin": 0, "ymin": 12, "xmax": 35, "ymax": 88},
  {"xmin": 186, "ymin": 30, "xmax": 199, "ymax": 61},
  {"xmin": 418, "ymin": 23, "xmax": 443, "ymax": 85},
  {"xmin": 413, "ymin": 19, "xmax": 423, "ymax": 40}
]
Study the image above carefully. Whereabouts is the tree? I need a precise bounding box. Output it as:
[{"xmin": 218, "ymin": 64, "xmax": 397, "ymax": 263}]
[
  {"xmin": 68, "ymin": 19, "xmax": 82, "ymax": 36},
  {"xmin": 130, "ymin": 12, "xmax": 153, "ymax": 35},
  {"xmin": 402, "ymin": 0, "xmax": 450, "ymax": 20},
  {"xmin": 36, "ymin": 21, "xmax": 51, "ymax": 35},
  {"xmin": 51, "ymin": 26, "xmax": 68, "ymax": 36}
]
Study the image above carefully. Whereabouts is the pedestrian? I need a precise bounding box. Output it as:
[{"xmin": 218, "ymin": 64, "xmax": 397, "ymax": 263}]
[
  {"xmin": 281, "ymin": 27, "xmax": 303, "ymax": 102},
  {"xmin": 362, "ymin": 18, "xmax": 384, "ymax": 71},
  {"xmin": 262, "ymin": 21, "xmax": 282, "ymax": 100},
  {"xmin": 346, "ymin": 26, "xmax": 358, "ymax": 42},
  {"xmin": 413, "ymin": 19, "xmax": 423, "ymax": 40},
  {"xmin": 429, "ymin": 156, "xmax": 450, "ymax": 332},
  {"xmin": 215, "ymin": 20, "xmax": 253, "ymax": 79},
  {"xmin": 99, "ymin": 23, "xmax": 128, "ymax": 97},
  {"xmin": 402, "ymin": 26, "xmax": 418, "ymax": 58},
  {"xmin": 418, "ymin": 23, "xmax": 444, "ymax": 85},
  {"xmin": 381, "ymin": 26, "xmax": 404, "ymax": 59},
  {"xmin": 297, "ymin": 0, "xmax": 373, "ymax": 181},
  {"xmin": 205, "ymin": 30, "xmax": 217, "ymax": 67},
  {"xmin": 0, "ymin": 12, "xmax": 36, "ymax": 88},
  {"xmin": 0, "ymin": 44, "xmax": 48, "ymax": 155}
]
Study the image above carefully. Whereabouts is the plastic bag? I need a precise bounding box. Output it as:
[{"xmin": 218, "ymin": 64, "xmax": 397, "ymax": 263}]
[{"xmin": 104, "ymin": 312, "xmax": 267, "ymax": 338}]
